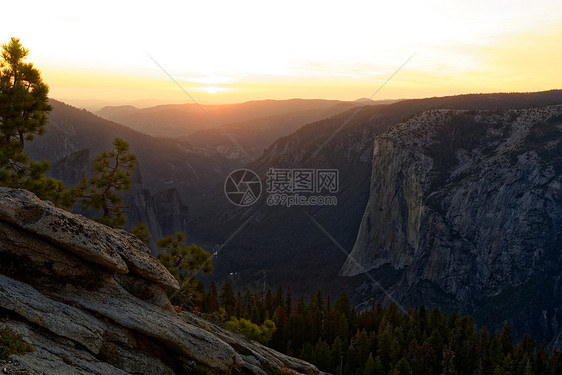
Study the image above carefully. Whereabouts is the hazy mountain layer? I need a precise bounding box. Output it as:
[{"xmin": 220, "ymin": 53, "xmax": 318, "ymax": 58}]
[{"xmin": 97, "ymin": 99, "xmax": 363, "ymax": 141}]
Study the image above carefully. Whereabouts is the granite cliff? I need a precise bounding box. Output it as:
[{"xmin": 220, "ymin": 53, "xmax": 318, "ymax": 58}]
[
  {"xmin": 341, "ymin": 105, "xmax": 562, "ymax": 345},
  {"xmin": 0, "ymin": 188, "xmax": 325, "ymax": 375}
]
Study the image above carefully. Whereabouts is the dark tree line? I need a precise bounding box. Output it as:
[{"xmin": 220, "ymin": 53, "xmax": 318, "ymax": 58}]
[{"xmin": 195, "ymin": 283, "xmax": 561, "ymax": 375}]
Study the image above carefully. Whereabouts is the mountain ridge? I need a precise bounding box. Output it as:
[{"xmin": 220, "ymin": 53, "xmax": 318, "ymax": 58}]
[{"xmin": 96, "ymin": 98, "xmax": 366, "ymax": 140}]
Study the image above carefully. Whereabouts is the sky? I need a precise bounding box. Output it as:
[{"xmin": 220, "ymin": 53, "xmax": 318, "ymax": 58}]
[{"xmin": 2, "ymin": 0, "xmax": 562, "ymax": 109}]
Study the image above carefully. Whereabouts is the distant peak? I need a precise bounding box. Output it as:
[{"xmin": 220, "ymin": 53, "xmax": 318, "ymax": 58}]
[
  {"xmin": 99, "ymin": 104, "xmax": 139, "ymax": 111},
  {"xmin": 354, "ymin": 97, "xmax": 375, "ymax": 103}
]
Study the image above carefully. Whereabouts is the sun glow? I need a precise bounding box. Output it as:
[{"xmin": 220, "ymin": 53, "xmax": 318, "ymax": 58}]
[
  {"xmin": 2, "ymin": 0, "xmax": 561, "ymax": 108},
  {"xmin": 195, "ymin": 86, "xmax": 231, "ymax": 94}
]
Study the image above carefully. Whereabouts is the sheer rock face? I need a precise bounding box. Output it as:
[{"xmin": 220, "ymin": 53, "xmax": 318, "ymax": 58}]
[
  {"xmin": 342, "ymin": 106, "xmax": 562, "ymax": 344},
  {"xmin": 0, "ymin": 188, "xmax": 324, "ymax": 375},
  {"xmin": 48, "ymin": 148, "xmax": 191, "ymax": 255}
]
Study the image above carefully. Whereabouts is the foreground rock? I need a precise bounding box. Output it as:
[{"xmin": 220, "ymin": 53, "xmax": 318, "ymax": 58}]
[{"xmin": 0, "ymin": 188, "xmax": 326, "ymax": 374}]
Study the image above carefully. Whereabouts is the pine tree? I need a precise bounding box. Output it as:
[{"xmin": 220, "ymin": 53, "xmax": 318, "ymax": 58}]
[
  {"xmin": 156, "ymin": 232, "xmax": 212, "ymax": 303},
  {"xmin": 501, "ymin": 353, "xmax": 515, "ymax": 375},
  {"xmin": 271, "ymin": 305, "xmax": 288, "ymax": 351},
  {"xmin": 395, "ymin": 357, "xmax": 412, "ymax": 375},
  {"xmin": 363, "ymin": 353, "xmax": 377, "ymax": 375},
  {"xmin": 312, "ymin": 339, "xmax": 332, "ymax": 371},
  {"xmin": 356, "ymin": 330, "xmax": 371, "ymax": 364},
  {"xmin": 331, "ymin": 336, "xmax": 344, "ymax": 374},
  {"xmin": 334, "ymin": 292, "xmax": 351, "ymax": 320},
  {"xmin": 514, "ymin": 334, "xmax": 535, "ymax": 359},
  {"xmin": 285, "ymin": 286, "xmax": 292, "ymax": 313},
  {"xmin": 219, "ymin": 283, "xmax": 236, "ymax": 315},
  {"xmin": 522, "ymin": 357, "xmax": 533, "ymax": 375},
  {"xmin": 373, "ymin": 355, "xmax": 384, "ymax": 375},
  {"xmin": 274, "ymin": 286, "xmax": 284, "ymax": 308},
  {"xmin": 242, "ymin": 290, "xmax": 254, "ymax": 319},
  {"xmin": 550, "ymin": 349, "xmax": 562, "ymax": 375},
  {"xmin": 67, "ymin": 137, "xmax": 136, "ymax": 227},
  {"xmin": 377, "ymin": 325, "xmax": 394, "ymax": 372},
  {"xmin": 0, "ymin": 37, "xmax": 64, "ymax": 202},
  {"xmin": 233, "ymin": 292, "xmax": 243, "ymax": 317},
  {"xmin": 130, "ymin": 223, "xmax": 151, "ymax": 245},
  {"xmin": 206, "ymin": 281, "xmax": 219, "ymax": 313},
  {"xmin": 488, "ymin": 334, "xmax": 504, "ymax": 372},
  {"xmin": 335, "ymin": 313, "xmax": 349, "ymax": 343},
  {"xmin": 264, "ymin": 288, "xmax": 275, "ymax": 318},
  {"xmin": 499, "ymin": 322, "xmax": 514, "ymax": 357}
]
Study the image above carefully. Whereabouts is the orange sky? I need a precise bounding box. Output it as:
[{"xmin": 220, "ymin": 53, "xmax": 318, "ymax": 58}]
[{"xmin": 3, "ymin": 0, "xmax": 562, "ymax": 110}]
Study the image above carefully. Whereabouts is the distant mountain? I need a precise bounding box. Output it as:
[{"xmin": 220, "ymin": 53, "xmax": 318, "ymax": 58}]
[
  {"xmin": 58, "ymin": 98, "xmax": 173, "ymax": 112},
  {"xmin": 354, "ymin": 97, "xmax": 398, "ymax": 104},
  {"xmin": 96, "ymin": 104, "xmax": 139, "ymax": 118},
  {"xmin": 97, "ymin": 99, "xmax": 365, "ymax": 142}
]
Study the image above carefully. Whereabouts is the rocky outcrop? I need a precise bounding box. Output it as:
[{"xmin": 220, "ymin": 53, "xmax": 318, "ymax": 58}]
[
  {"xmin": 0, "ymin": 189, "xmax": 177, "ymax": 289},
  {"xmin": 0, "ymin": 188, "xmax": 325, "ymax": 374},
  {"xmin": 342, "ymin": 106, "xmax": 562, "ymax": 344}
]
